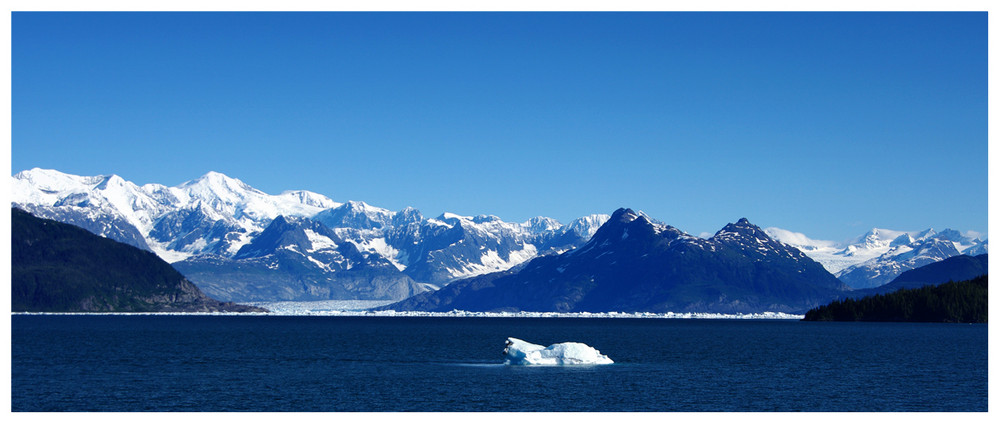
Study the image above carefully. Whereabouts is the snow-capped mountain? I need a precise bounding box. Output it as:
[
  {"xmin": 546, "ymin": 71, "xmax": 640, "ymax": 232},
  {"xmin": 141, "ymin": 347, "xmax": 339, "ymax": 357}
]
[
  {"xmin": 12, "ymin": 168, "xmax": 339, "ymax": 262},
  {"xmin": 765, "ymin": 226, "xmax": 987, "ymax": 289},
  {"xmin": 315, "ymin": 204, "xmax": 609, "ymax": 286},
  {"xmin": 385, "ymin": 209, "xmax": 849, "ymax": 314},
  {"xmin": 16, "ymin": 168, "xmax": 982, "ymax": 297},
  {"xmin": 172, "ymin": 215, "xmax": 427, "ymax": 302},
  {"xmin": 11, "ymin": 168, "xmax": 604, "ymax": 300},
  {"xmin": 846, "ymin": 253, "xmax": 988, "ymax": 298},
  {"xmin": 836, "ymin": 237, "xmax": 964, "ymax": 289}
]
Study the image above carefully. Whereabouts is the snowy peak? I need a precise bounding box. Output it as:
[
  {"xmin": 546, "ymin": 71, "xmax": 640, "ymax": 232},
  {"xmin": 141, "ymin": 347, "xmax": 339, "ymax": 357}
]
[
  {"xmin": 712, "ymin": 218, "xmax": 789, "ymax": 252},
  {"xmin": 715, "ymin": 217, "xmax": 760, "ymax": 237},
  {"xmin": 314, "ymin": 200, "xmax": 394, "ymax": 230},
  {"xmin": 767, "ymin": 224, "xmax": 988, "ymax": 289},
  {"xmin": 471, "ymin": 214, "xmax": 503, "ymax": 224},
  {"xmin": 13, "ymin": 168, "xmax": 102, "ymax": 192},
  {"xmin": 229, "ymin": 215, "xmax": 380, "ymax": 274},
  {"xmin": 176, "ymin": 171, "xmax": 335, "ymax": 221},
  {"xmin": 837, "ymin": 236, "xmax": 965, "ymax": 289},
  {"xmin": 711, "ymin": 218, "xmax": 817, "ymax": 264},
  {"xmin": 393, "ymin": 207, "xmax": 424, "ymax": 226},
  {"xmin": 275, "ymin": 190, "xmax": 340, "ymax": 209},
  {"xmin": 595, "ymin": 208, "xmax": 659, "ymax": 233},
  {"xmin": 564, "ymin": 214, "xmax": 611, "ymax": 239},
  {"xmin": 180, "ymin": 171, "xmax": 264, "ymax": 204},
  {"xmin": 521, "ymin": 216, "xmax": 563, "ymax": 234},
  {"xmin": 11, "ymin": 169, "xmax": 347, "ymax": 261},
  {"xmin": 576, "ymin": 208, "xmax": 695, "ymax": 259},
  {"xmin": 854, "ymin": 228, "xmax": 895, "ymax": 250},
  {"xmin": 234, "ymin": 215, "xmax": 316, "ymax": 259},
  {"xmin": 12, "ymin": 168, "xmax": 170, "ymax": 237},
  {"xmin": 890, "ymin": 233, "xmax": 914, "ymax": 247}
]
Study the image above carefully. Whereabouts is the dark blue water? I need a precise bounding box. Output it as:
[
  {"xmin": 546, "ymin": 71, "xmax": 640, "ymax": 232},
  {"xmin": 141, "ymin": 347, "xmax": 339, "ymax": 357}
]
[{"xmin": 11, "ymin": 315, "xmax": 987, "ymax": 411}]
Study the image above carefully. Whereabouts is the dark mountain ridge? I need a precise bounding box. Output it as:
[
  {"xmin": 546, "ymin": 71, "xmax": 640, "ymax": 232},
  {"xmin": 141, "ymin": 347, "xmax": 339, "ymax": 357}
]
[
  {"xmin": 383, "ymin": 208, "xmax": 849, "ymax": 314},
  {"xmin": 846, "ymin": 254, "xmax": 987, "ymax": 298},
  {"xmin": 11, "ymin": 208, "xmax": 265, "ymax": 313}
]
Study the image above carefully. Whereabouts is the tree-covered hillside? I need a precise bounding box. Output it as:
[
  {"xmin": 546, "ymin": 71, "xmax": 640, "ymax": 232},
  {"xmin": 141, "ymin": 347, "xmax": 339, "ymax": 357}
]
[
  {"xmin": 12, "ymin": 208, "xmax": 266, "ymax": 313},
  {"xmin": 802, "ymin": 275, "xmax": 987, "ymax": 323}
]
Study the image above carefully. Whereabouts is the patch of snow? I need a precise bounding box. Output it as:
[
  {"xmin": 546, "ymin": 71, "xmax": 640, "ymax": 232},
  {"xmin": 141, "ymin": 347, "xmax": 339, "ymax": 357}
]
[
  {"xmin": 441, "ymin": 212, "xmax": 473, "ymax": 221},
  {"xmin": 349, "ymin": 236, "xmax": 407, "ymax": 271},
  {"xmin": 304, "ymin": 229, "xmax": 338, "ymax": 252},
  {"xmin": 306, "ymin": 255, "xmax": 333, "ymax": 271},
  {"xmin": 445, "ymin": 244, "xmax": 539, "ymax": 280},
  {"xmin": 148, "ymin": 241, "xmax": 194, "ymax": 263}
]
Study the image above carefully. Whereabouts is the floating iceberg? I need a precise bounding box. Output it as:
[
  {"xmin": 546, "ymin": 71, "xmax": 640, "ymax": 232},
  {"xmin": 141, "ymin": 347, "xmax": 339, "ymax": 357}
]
[{"xmin": 503, "ymin": 337, "xmax": 614, "ymax": 365}]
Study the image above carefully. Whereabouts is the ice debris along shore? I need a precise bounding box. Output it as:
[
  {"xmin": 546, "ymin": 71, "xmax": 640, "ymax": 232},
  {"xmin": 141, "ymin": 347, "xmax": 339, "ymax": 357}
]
[
  {"xmin": 13, "ymin": 309, "xmax": 805, "ymax": 319},
  {"xmin": 503, "ymin": 337, "xmax": 614, "ymax": 365},
  {"xmin": 243, "ymin": 302, "xmax": 805, "ymax": 319}
]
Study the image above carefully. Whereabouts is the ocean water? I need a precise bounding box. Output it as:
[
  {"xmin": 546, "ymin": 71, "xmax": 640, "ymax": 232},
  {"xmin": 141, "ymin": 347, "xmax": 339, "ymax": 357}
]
[{"xmin": 10, "ymin": 315, "xmax": 987, "ymax": 412}]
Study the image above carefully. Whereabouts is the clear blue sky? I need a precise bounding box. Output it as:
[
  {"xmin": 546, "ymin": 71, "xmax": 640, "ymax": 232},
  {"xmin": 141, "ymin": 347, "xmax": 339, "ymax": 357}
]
[{"xmin": 11, "ymin": 12, "xmax": 988, "ymax": 241}]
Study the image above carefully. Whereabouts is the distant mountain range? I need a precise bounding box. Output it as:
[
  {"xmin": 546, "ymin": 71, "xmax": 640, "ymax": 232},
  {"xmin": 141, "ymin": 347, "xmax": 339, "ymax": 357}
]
[
  {"xmin": 383, "ymin": 209, "xmax": 849, "ymax": 314},
  {"xmin": 11, "ymin": 168, "xmax": 986, "ymax": 307},
  {"xmin": 11, "ymin": 168, "xmax": 607, "ymax": 302},
  {"xmin": 765, "ymin": 227, "xmax": 986, "ymax": 289},
  {"xmin": 11, "ymin": 208, "xmax": 265, "ymax": 313},
  {"xmin": 846, "ymin": 254, "xmax": 988, "ymax": 298},
  {"xmin": 802, "ymin": 254, "xmax": 989, "ymax": 323}
]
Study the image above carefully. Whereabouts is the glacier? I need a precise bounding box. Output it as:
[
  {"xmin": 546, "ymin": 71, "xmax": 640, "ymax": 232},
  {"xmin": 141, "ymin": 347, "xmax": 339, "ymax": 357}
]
[{"xmin": 503, "ymin": 337, "xmax": 613, "ymax": 365}]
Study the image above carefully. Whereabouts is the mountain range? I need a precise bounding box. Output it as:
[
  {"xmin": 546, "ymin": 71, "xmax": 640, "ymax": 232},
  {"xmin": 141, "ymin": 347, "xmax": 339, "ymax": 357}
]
[
  {"xmin": 11, "ymin": 168, "xmax": 607, "ymax": 302},
  {"xmin": 11, "ymin": 168, "xmax": 987, "ymax": 306},
  {"xmin": 382, "ymin": 209, "xmax": 849, "ymax": 314},
  {"xmin": 764, "ymin": 227, "xmax": 987, "ymax": 289}
]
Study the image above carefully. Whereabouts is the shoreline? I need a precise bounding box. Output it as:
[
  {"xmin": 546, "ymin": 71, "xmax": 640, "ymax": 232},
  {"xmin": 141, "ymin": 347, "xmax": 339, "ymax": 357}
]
[{"xmin": 11, "ymin": 310, "xmax": 805, "ymax": 319}]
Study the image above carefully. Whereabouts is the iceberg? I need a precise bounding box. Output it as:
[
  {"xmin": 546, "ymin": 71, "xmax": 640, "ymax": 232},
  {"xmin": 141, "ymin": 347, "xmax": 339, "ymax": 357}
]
[{"xmin": 503, "ymin": 337, "xmax": 614, "ymax": 365}]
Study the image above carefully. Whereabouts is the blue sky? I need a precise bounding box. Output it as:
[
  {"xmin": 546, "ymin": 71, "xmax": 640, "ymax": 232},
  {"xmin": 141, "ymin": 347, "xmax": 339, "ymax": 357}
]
[{"xmin": 11, "ymin": 12, "xmax": 988, "ymax": 241}]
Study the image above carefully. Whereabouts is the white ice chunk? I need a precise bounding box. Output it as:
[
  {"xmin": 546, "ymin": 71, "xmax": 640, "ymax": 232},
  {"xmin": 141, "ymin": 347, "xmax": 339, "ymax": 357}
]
[{"xmin": 503, "ymin": 337, "xmax": 613, "ymax": 365}]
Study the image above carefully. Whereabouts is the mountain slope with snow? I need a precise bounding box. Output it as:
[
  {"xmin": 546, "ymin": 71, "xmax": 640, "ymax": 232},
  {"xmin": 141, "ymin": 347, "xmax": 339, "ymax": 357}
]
[
  {"xmin": 385, "ymin": 209, "xmax": 849, "ymax": 314},
  {"xmin": 765, "ymin": 226, "xmax": 987, "ymax": 289},
  {"xmin": 12, "ymin": 168, "xmax": 340, "ymax": 261},
  {"xmin": 11, "ymin": 168, "xmax": 604, "ymax": 299},
  {"xmin": 172, "ymin": 215, "xmax": 427, "ymax": 302},
  {"xmin": 14, "ymin": 168, "xmax": 983, "ymax": 297}
]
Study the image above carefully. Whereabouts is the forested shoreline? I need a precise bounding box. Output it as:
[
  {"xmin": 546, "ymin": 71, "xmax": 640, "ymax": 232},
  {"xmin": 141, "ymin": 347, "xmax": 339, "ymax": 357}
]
[{"xmin": 803, "ymin": 275, "xmax": 987, "ymax": 323}]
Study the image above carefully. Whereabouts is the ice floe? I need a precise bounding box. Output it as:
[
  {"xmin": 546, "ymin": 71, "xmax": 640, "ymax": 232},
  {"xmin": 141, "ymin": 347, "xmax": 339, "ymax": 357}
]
[{"xmin": 503, "ymin": 337, "xmax": 613, "ymax": 365}]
